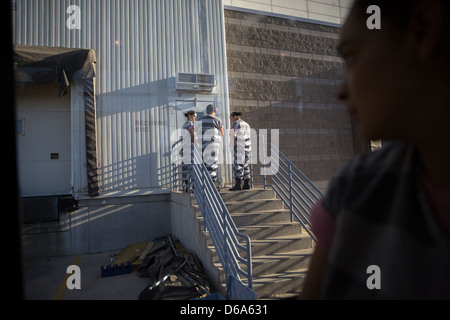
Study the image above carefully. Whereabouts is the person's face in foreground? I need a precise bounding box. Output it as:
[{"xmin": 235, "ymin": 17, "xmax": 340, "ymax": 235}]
[{"xmin": 336, "ymin": 3, "xmax": 439, "ymax": 142}]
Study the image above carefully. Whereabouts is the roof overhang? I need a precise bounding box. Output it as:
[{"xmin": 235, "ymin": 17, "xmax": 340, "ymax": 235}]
[{"xmin": 13, "ymin": 45, "xmax": 97, "ymax": 97}]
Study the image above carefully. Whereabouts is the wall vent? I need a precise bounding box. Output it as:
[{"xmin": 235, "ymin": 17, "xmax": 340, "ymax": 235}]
[{"xmin": 176, "ymin": 73, "xmax": 216, "ymax": 92}]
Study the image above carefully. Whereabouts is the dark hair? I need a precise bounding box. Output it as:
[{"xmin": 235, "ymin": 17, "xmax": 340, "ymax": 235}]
[
  {"xmin": 231, "ymin": 111, "xmax": 242, "ymax": 117},
  {"xmin": 184, "ymin": 110, "xmax": 196, "ymax": 118},
  {"xmin": 206, "ymin": 104, "xmax": 215, "ymax": 114}
]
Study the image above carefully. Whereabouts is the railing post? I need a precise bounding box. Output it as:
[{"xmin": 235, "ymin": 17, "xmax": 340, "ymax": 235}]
[
  {"xmin": 223, "ymin": 204, "xmax": 228, "ymax": 278},
  {"xmin": 247, "ymin": 238, "xmax": 253, "ymax": 289},
  {"xmin": 172, "ymin": 163, "xmax": 174, "ymax": 191},
  {"xmin": 288, "ymin": 162, "xmax": 293, "ymax": 223},
  {"xmin": 262, "ymin": 135, "xmax": 267, "ymax": 189},
  {"xmin": 202, "ymin": 166, "xmax": 207, "ymax": 233}
]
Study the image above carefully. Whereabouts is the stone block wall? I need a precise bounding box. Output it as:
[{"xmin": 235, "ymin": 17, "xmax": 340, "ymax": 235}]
[{"xmin": 225, "ymin": 9, "xmax": 362, "ymax": 187}]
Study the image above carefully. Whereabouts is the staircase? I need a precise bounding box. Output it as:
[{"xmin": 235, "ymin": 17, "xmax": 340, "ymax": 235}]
[{"xmin": 192, "ymin": 187, "xmax": 314, "ymax": 299}]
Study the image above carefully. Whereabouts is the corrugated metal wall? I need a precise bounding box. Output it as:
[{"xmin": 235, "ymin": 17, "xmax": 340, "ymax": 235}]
[{"xmin": 13, "ymin": 0, "xmax": 230, "ymax": 193}]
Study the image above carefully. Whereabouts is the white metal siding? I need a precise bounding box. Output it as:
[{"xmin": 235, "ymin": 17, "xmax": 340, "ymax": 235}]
[{"xmin": 13, "ymin": 0, "xmax": 230, "ymax": 193}]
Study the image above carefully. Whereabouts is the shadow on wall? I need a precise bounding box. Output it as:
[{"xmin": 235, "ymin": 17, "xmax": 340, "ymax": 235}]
[
  {"xmin": 21, "ymin": 191, "xmax": 172, "ymax": 258},
  {"xmin": 98, "ymin": 153, "xmax": 173, "ymax": 191},
  {"xmin": 96, "ymin": 78, "xmax": 175, "ymax": 192}
]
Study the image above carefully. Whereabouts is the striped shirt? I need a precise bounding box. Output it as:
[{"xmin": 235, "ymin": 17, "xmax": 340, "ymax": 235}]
[
  {"xmin": 197, "ymin": 114, "xmax": 222, "ymax": 144},
  {"xmin": 315, "ymin": 141, "xmax": 450, "ymax": 299},
  {"xmin": 181, "ymin": 120, "xmax": 194, "ymax": 132},
  {"xmin": 195, "ymin": 114, "xmax": 223, "ymax": 181},
  {"xmin": 180, "ymin": 120, "xmax": 194, "ymax": 163},
  {"xmin": 231, "ymin": 119, "xmax": 251, "ymax": 154},
  {"xmin": 231, "ymin": 119, "xmax": 251, "ymax": 180}
]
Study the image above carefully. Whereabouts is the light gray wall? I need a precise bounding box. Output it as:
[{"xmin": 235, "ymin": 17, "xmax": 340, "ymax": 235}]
[{"xmin": 22, "ymin": 192, "xmax": 171, "ymax": 259}]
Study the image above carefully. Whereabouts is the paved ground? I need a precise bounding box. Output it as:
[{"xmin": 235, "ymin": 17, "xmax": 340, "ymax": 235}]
[{"xmin": 23, "ymin": 249, "xmax": 151, "ymax": 300}]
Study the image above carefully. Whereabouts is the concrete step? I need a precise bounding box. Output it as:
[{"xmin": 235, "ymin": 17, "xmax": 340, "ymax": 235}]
[
  {"xmin": 230, "ymin": 210, "xmax": 291, "ymax": 227},
  {"xmin": 209, "ymin": 234, "xmax": 312, "ymax": 262},
  {"xmin": 225, "ymin": 198, "xmax": 285, "ymax": 213},
  {"xmin": 219, "ymin": 188, "xmax": 276, "ymax": 202},
  {"xmin": 193, "ymin": 215, "xmax": 302, "ymax": 248},
  {"xmin": 193, "ymin": 202, "xmax": 286, "ymax": 221},
  {"xmin": 204, "ymin": 222, "xmax": 305, "ymax": 253},
  {"xmin": 244, "ymin": 234, "xmax": 313, "ymax": 257},
  {"xmin": 190, "ymin": 188, "xmax": 276, "ymax": 205},
  {"xmin": 249, "ymin": 269, "xmax": 308, "ymax": 299},
  {"xmin": 191, "ymin": 190, "xmax": 283, "ymax": 213},
  {"xmin": 194, "ymin": 207, "xmax": 292, "ymax": 225},
  {"xmin": 211, "ymin": 252, "xmax": 311, "ymax": 298},
  {"xmin": 251, "ymin": 248, "xmax": 313, "ymax": 277},
  {"xmin": 237, "ymin": 222, "xmax": 303, "ymax": 240}
]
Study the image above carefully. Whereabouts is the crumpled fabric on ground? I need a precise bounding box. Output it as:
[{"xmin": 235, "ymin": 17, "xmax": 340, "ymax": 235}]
[{"xmin": 137, "ymin": 235, "xmax": 213, "ymax": 300}]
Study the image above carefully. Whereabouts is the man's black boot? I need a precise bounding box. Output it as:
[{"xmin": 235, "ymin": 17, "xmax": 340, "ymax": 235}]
[
  {"xmin": 229, "ymin": 178, "xmax": 242, "ymax": 191},
  {"xmin": 243, "ymin": 179, "xmax": 251, "ymax": 190}
]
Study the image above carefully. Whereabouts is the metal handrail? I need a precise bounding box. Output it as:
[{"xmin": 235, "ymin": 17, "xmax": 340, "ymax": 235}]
[
  {"xmin": 171, "ymin": 142, "xmax": 255, "ymax": 295},
  {"xmin": 252, "ymin": 137, "xmax": 323, "ymax": 243}
]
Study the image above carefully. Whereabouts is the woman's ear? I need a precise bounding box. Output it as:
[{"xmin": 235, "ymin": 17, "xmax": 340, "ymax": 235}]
[{"xmin": 407, "ymin": 0, "xmax": 446, "ymax": 61}]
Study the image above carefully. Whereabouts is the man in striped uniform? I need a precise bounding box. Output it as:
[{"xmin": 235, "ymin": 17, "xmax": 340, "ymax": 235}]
[
  {"xmin": 180, "ymin": 110, "xmax": 196, "ymax": 191},
  {"xmin": 229, "ymin": 112, "xmax": 251, "ymax": 191},
  {"xmin": 195, "ymin": 104, "xmax": 224, "ymax": 186}
]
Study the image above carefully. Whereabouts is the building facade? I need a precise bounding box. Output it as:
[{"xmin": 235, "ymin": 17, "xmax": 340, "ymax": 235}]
[
  {"xmin": 225, "ymin": 8, "xmax": 352, "ymax": 189},
  {"xmin": 13, "ymin": 0, "xmax": 232, "ymax": 199},
  {"xmin": 13, "ymin": 0, "xmax": 364, "ymax": 258}
]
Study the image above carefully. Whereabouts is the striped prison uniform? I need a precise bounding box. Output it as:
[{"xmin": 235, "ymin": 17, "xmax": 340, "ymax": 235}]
[
  {"xmin": 231, "ymin": 119, "xmax": 251, "ymax": 180},
  {"xmin": 180, "ymin": 120, "xmax": 194, "ymax": 185},
  {"xmin": 313, "ymin": 141, "xmax": 450, "ymax": 299},
  {"xmin": 195, "ymin": 114, "xmax": 223, "ymax": 182}
]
